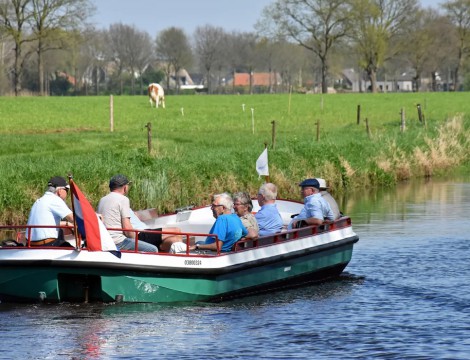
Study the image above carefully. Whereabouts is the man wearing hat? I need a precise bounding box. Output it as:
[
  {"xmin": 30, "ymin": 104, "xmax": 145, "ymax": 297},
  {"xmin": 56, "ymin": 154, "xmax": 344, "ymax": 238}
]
[
  {"xmin": 289, "ymin": 178, "xmax": 334, "ymax": 229},
  {"xmin": 26, "ymin": 176, "xmax": 75, "ymax": 246},
  {"xmin": 316, "ymin": 178, "xmax": 341, "ymax": 220},
  {"xmin": 97, "ymin": 174, "xmax": 158, "ymax": 252}
]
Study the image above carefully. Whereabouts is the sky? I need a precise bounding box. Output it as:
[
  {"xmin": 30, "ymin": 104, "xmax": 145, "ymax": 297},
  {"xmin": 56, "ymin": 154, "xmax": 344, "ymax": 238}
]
[{"xmin": 91, "ymin": 0, "xmax": 443, "ymax": 37}]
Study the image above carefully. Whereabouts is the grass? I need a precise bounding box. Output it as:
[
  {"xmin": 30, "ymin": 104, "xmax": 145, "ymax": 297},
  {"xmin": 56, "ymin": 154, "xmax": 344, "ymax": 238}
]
[{"xmin": 0, "ymin": 92, "xmax": 469, "ymax": 224}]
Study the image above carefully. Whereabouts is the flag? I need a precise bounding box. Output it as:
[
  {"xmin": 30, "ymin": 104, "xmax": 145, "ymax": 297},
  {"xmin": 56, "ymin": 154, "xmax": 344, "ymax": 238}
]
[
  {"xmin": 70, "ymin": 180, "xmax": 120, "ymax": 256},
  {"xmin": 256, "ymin": 148, "xmax": 269, "ymax": 177}
]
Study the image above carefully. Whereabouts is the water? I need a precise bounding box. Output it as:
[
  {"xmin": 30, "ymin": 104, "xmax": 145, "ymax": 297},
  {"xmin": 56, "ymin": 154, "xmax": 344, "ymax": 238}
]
[{"xmin": 1, "ymin": 178, "xmax": 470, "ymax": 359}]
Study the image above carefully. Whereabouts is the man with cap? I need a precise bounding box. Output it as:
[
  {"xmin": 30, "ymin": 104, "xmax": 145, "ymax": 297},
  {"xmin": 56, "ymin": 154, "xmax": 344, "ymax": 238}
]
[
  {"xmin": 26, "ymin": 176, "xmax": 74, "ymax": 246},
  {"xmin": 97, "ymin": 174, "xmax": 158, "ymax": 252},
  {"xmin": 317, "ymin": 178, "xmax": 341, "ymax": 220},
  {"xmin": 289, "ymin": 178, "xmax": 334, "ymax": 229}
]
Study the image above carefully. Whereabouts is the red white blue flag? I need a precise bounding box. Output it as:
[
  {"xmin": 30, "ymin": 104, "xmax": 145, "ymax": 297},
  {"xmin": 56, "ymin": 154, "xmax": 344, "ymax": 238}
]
[{"xmin": 70, "ymin": 179, "xmax": 120, "ymax": 256}]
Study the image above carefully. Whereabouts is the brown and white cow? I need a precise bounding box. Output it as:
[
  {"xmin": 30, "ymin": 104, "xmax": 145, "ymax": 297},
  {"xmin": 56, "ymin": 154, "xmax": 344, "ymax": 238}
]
[{"xmin": 148, "ymin": 83, "xmax": 165, "ymax": 108}]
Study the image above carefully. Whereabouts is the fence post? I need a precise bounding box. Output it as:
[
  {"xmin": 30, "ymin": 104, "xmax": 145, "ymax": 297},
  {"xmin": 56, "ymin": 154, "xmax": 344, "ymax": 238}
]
[
  {"xmin": 271, "ymin": 120, "xmax": 276, "ymax": 150},
  {"xmin": 400, "ymin": 108, "xmax": 406, "ymax": 132},
  {"xmin": 365, "ymin": 118, "xmax": 371, "ymax": 139},
  {"xmin": 145, "ymin": 122, "xmax": 152, "ymax": 154},
  {"xmin": 110, "ymin": 95, "xmax": 114, "ymax": 132},
  {"xmin": 417, "ymin": 103, "xmax": 423, "ymax": 123},
  {"xmin": 357, "ymin": 104, "xmax": 361, "ymax": 125}
]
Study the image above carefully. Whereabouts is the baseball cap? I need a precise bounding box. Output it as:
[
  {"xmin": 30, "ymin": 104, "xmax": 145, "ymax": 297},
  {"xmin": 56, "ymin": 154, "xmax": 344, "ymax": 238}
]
[
  {"xmin": 48, "ymin": 176, "xmax": 69, "ymax": 189},
  {"xmin": 298, "ymin": 178, "xmax": 320, "ymax": 189},
  {"xmin": 109, "ymin": 174, "xmax": 131, "ymax": 189}
]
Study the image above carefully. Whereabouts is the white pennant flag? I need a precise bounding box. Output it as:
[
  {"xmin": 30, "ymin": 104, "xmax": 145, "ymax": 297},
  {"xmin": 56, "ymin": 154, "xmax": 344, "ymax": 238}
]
[{"xmin": 256, "ymin": 148, "xmax": 269, "ymax": 177}]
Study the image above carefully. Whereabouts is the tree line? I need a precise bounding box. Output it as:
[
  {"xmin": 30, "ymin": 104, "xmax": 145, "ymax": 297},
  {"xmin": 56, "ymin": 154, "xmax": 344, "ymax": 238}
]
[{"xmin": 1, "ymin": 0, "xmax": 469, "ymax": 96}]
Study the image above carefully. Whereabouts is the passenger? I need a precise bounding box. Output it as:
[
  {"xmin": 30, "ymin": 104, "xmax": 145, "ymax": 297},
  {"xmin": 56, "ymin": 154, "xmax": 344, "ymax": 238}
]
[
  {"xmin": 130, "ymin": 209, "xmax": 182, "ymax": 252},
  {"xmin": 255, "ymin": 183, "xmax": 283, "ymax": 236},
  {"xmin": 97, "ymin": 174, "xmax": 157, "ymax": 252},
  {"xmin": 189, "ymin": 193, "xmax": 248, "ymax": 253},
  {"xmin": 289, "ymin": 178, "xmax": 334, "ymax": 229},
  {"xmin": 317, "ymin": 178, "xmax": 341, "ymax": 220},
  {"xmin": 26, "ymin": 176, "xmax": 74, "ymax": 247},
  {"xmin": 233, "ymin": 191, "xmax": 259, "ymax": 239}
]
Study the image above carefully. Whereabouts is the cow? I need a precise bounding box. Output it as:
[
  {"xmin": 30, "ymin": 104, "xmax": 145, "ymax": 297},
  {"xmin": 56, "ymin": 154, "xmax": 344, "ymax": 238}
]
[{"xmin": 148, "ymin": 83, "xmax": 165, "ymax": 108}]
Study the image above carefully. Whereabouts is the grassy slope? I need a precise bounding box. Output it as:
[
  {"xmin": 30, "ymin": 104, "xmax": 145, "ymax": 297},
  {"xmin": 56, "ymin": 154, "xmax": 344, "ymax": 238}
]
[{"xmin": 0, "ymin": 92, "xmax": 468, "ymax": 223}]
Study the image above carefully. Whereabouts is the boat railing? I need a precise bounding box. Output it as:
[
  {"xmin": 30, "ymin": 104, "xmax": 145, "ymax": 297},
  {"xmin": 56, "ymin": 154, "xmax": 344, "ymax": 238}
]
[
  {"xmin": 0, "ymin": 224, "xmax": 75, "ymax": 248},
  {"xmin": 107, "ymin": 227, "xmax": 223, "ymax": 254},
  {"xmin": 0, "ymin": 217, "xmax": 352, "ymax": 255},
  {"xmin": 233, "ymin": 216, "xmax": 352, "ymax": 252}
]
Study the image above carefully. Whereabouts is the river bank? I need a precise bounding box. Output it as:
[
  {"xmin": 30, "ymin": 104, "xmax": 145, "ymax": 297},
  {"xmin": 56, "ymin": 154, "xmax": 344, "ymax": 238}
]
[{"xmin": 0, "ymin": 93, "xmax": 469, "ymax": 223}]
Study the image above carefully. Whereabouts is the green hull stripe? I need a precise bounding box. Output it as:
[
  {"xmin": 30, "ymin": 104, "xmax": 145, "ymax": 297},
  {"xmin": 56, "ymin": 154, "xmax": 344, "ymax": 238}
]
[{"xmin": 0, "ymin": 244, "xmax": 354, "ymax": 303}]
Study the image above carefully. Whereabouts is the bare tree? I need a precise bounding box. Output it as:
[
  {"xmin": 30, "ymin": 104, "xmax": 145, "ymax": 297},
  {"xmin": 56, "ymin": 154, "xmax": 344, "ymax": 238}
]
[
  {"xmin": 30, "ymin": 0, "xmax": 94, "ymax": 95},
  {"xmin": 442, "ymin": 0, "xmax": 470, "ymax": 90},
  {"xmin": 257, "ymin": 0, "xmax": 350, "ymax": 94},
  {"xmin": 131, "ymin": 30, "xmax": 153, "ymax": 95},
  {"xmin": 79, "ymin": 27, "xmax": 107, "ymax": 95},
  {"xmin": 155, "ymin": 26, "xmax": 192, "ymax": 93},
  {"xmin": 0, "ymin": 28, "xmax": 15, "ymax": 94},
  {"xmin": 223, "ymin": 31, "xmax": 259, "ymax": 94},
  {"xmin": 108, "ymin": 23, "xmax": 153, "ymax": 95},
  {"xmin": 402, "ymin": 9, "xmax": 454, "ymax": 91},
  {"xmin": 194, "ymin": 24, "xmax": 225, "ymax": 94},
  {"xmin": 349, "ymin": 0, "xmax": 419, "ymax": 93},
  {"xmin": 0, "ymin": 0, "xmax": 34, "ymax": 95}
]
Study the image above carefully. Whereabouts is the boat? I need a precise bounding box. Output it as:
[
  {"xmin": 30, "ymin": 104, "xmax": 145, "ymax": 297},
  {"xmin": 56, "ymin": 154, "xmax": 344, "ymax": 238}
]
[{"xmin": 0, "ymin": 198, "xmax": 359, "ymax": 304}]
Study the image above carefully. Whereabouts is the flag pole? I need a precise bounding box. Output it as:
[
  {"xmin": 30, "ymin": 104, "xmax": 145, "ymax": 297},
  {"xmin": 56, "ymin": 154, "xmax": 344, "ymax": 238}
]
[{"xmin": 67, "ymin": 174, "xmax": 80, "ymax": 250}]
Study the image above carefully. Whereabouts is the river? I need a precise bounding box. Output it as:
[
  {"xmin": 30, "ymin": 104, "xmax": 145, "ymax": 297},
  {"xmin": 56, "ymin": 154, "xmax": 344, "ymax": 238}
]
[{"xmin": 0, "ymin": 176, "xmax": 469, "ymax": 359}]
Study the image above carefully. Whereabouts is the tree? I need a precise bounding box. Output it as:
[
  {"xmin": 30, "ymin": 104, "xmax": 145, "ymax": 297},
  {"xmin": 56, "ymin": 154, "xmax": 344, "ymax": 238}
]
[
  {"xmin": 349, "ymin": 0, "xmax": 419, "ymax": 93},
  {"xmin": 403, "ymin": 9, "xmax": 454, "ymax": 91},
  {"xmin": 155, "ymin": 27, "xmax": 192, "ymax": 93},
  {"xmin": 30, "ymin": 0, "xmax": 94, "ymax": 95},
  {"xmin": 223, "ymin": 31, "xmax": 259, "ymax": 94},
  {"xmin": 257, "ymin": 0, "xmax": 350, "ymax": 93},
  {"xmin": 194, "ymin": 24, "xmax": 225, "ymax": 94},
  {"xmin": 108, "ymin": 23, "xmax": 153, "ymax": 95},
  {"xmin": 0, "ymin": 0, "xmax": 34, "ymax": 95},
  {"xmin": 442, "ymin": 0, "xmax": 470, "ymax": 90}
]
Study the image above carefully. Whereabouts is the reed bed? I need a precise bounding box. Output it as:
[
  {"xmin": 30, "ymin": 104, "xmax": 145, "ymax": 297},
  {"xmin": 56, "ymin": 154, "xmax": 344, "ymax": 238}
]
[{"xmin": 0, "ymin": 92, "xmax": 469, "ymax": 224}]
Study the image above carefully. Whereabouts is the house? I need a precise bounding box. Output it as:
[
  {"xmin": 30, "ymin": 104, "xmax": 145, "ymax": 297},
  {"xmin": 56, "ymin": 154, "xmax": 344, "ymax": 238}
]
[
  {"xmin": 340, "ymin": 68, "xmax": 415, "ymax": 92},
  {"xmin": 231, "ymin": 72, "xmax": 282, "ymax": 87}
]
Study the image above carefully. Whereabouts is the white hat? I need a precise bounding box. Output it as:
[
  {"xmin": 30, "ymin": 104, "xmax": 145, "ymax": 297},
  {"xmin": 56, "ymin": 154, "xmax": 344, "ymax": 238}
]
[{"xmin": 317, "ymin": 178, "xmax": 328, "ymax": 189}]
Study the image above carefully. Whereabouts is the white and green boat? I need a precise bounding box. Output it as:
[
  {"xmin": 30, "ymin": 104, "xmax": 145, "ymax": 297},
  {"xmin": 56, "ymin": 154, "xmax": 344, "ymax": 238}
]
[{"xmin": 0, "ymin": 199, "xmax": 358, "ymax": 303}]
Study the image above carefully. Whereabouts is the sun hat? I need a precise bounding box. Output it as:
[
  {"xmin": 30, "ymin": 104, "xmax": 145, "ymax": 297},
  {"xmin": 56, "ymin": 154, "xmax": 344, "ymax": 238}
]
[
  {"xmin": 316, "ymin": 178, "xmax": 328, "ymax": 189},
  {"xmin": 48, "ymin": 176, "xmax": 69, "ymax": 189}
]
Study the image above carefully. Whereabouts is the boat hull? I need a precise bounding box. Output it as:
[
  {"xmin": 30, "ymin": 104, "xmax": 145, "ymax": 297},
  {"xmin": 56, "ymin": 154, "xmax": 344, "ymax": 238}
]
[{"xmin": 0, "ymin": 236, "xmax": 357, "ymax": 303}]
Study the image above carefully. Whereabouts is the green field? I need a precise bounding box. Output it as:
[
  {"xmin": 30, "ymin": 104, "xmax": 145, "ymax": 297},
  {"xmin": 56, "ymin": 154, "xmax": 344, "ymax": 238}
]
[{"xmin": 0, "ymin": 92, "xmax": 469, "ymax": 224}]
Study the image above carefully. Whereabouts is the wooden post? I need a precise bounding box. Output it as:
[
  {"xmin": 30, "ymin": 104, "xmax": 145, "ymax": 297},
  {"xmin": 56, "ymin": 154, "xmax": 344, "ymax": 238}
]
[
  {"xmin": 271, "ymin": 120, "xmax": 276, "ymax": 150},
  {"xmin": 365, "ymin": 118, "xmax": 371, "ymax": 139},
  {"xmin": 417, "ymin": 103, "xmax": 423, "ymax": 123},
  {"xmin": 357, "ymin": 104, "xmax": 361, "ymax": 125},
  {"xmin": 400, "ymin": 108, "xmax": 406, "ymax": 132},
  {"xmin": 288, "ymin": 85, "xmax": 292, "ymax": 115},
  {"xmin": 110, "ymin": 95, "xmax": 114, "ymax": 132},
  {"xmin": 316, "ymin": 120, "xmax": 320, "ymax": 141},
  {"xmin": 145, "ymin": 122, "xmax": 152, "ymax": 154}
]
